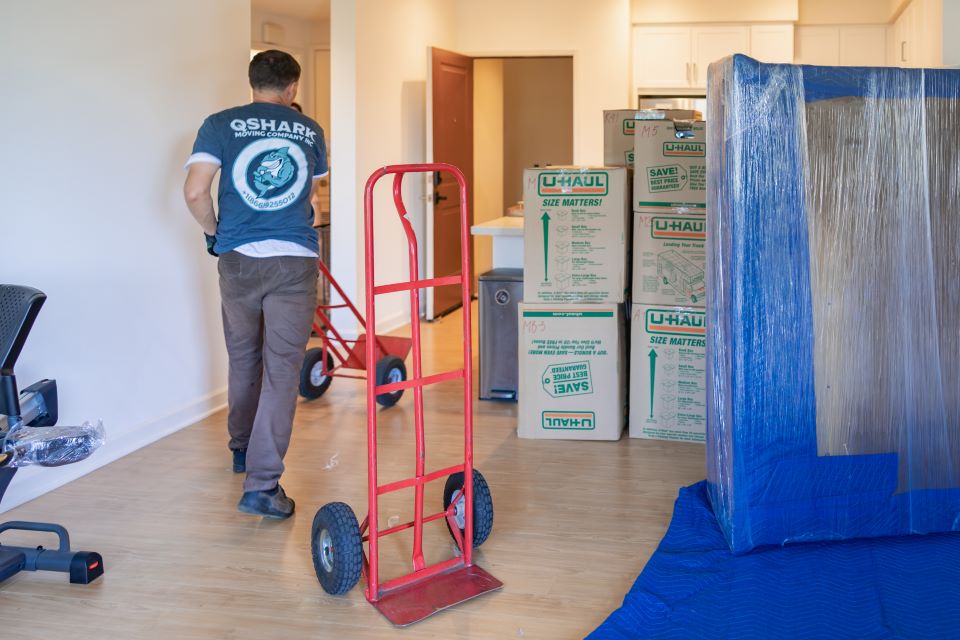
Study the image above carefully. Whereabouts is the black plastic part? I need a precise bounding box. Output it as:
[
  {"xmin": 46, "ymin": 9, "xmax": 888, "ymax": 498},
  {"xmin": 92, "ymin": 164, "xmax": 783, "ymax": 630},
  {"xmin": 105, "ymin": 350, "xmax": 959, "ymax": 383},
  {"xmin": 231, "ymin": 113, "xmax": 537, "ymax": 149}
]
[
  {"xmin": 69, "ymin": 551, "xmax": 104, "ymax": 584},
  {"xmin": 443, "ymin": 469, "xmax": 494, "ymax": 548},
  {"xmin": 0, "ymin": 375, "xmax": 19, "ymax": 419},
  {"xmin": 311, "ymin": 502, "xmax": 362, "ymax": 595},
  {"xmin": 374, "ymin": 356, "xmax": 407, "ymax": 408},
  {"xmin": 299, "ymin": 348, "xmax": 335, "ymax": 400},
  {"xmin": 21, "ymin": 379, "xmax": 58, "ymax": 427},
  {"xmin": 0, "ymin": 285, "xmax": 46, "ymax": 375}
]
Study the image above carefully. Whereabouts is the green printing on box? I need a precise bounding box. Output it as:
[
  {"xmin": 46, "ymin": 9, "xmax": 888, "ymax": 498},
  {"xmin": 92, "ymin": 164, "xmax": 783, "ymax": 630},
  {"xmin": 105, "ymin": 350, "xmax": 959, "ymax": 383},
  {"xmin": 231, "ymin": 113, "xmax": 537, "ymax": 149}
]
[
  {"xmin": 537, "ymin": 171, "xmax": 609, "ymax": 197},
  {"xmin": 541, "ymin": 411, "xmax": 596, "ymax": 430}
]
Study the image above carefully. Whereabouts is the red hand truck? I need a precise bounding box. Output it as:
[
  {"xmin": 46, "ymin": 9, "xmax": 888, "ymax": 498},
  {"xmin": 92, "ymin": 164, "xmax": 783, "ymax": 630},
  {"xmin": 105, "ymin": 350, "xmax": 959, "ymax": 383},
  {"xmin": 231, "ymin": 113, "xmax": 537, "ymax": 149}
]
[
  {"xmin": 297, "ymin": 258, "xmax": 412, "ymax": 408},
  {"xmin": 309, "ymin": 164, "xmax": 502, "ymax": 626}
]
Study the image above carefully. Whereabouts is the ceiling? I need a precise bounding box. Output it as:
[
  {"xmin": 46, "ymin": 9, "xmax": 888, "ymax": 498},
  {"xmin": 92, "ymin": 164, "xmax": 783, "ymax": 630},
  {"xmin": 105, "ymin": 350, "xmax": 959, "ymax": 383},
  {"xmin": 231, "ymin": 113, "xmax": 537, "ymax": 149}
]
[{"xmin": 251, "ymin": 0, "xmax": 330, "ymax": 21}]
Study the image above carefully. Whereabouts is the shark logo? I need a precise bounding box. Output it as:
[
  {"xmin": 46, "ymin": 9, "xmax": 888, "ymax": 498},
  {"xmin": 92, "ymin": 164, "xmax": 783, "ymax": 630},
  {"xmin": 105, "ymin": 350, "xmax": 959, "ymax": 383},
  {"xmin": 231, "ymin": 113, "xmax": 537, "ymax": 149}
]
[
  {"xmin": 252, "ymin": 147, "xmax": 296, "ymax": 198},
  {"xmin": 232, "ymin": 138, "xmax": 309, "ymax": 211}
]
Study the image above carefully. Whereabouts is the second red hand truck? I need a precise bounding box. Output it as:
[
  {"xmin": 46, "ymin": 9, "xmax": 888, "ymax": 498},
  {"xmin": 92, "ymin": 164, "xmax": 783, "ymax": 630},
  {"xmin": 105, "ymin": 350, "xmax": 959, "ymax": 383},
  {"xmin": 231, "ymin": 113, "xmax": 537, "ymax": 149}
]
[{"xmin": 309, "ymin": 163, "xmax": 502, "ymax": 626}]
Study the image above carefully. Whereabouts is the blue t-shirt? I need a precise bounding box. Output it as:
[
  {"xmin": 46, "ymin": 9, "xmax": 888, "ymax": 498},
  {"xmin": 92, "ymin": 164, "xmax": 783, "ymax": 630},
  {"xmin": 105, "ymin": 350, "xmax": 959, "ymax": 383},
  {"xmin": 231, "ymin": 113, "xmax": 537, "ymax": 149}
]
[{"xmin": 187, "ymin": 102, "xmax": 327, "ymax": 255}]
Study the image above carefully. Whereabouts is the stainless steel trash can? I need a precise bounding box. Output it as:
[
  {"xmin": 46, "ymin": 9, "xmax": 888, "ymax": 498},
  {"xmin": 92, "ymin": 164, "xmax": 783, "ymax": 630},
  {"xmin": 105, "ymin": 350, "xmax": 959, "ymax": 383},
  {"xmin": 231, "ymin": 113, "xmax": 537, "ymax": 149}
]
[{"xmin": 479, "ymin": 268, "xmax": 523, "ymax": 401}]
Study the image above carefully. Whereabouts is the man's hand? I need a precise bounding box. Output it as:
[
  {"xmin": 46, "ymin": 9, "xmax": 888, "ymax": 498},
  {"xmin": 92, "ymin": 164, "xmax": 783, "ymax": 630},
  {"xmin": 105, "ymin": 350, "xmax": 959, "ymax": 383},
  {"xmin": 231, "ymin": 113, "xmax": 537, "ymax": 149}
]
[{"xmin": 184, "ymin": 163, "xmax": 220, "ymax": 236}]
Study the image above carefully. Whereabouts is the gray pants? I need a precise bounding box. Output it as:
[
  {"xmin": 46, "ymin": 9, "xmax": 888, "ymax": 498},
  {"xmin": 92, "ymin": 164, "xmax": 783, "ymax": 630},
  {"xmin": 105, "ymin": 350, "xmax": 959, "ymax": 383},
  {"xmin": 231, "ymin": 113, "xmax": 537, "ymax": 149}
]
[{"xmin": 218, "ymin": 251, "xmax": 318, "ymax": 492}]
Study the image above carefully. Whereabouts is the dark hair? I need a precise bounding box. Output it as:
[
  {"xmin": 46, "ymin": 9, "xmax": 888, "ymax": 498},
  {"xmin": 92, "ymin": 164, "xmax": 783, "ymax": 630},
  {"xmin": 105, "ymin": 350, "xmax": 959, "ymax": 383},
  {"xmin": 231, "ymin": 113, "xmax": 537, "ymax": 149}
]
[
  {"xmin": 249, "ymin": 50, "xmax": 301, "ymax": 92},
  {"xmin": 290, "ymin": 101, "xmax": 303, "ymax": 113}
]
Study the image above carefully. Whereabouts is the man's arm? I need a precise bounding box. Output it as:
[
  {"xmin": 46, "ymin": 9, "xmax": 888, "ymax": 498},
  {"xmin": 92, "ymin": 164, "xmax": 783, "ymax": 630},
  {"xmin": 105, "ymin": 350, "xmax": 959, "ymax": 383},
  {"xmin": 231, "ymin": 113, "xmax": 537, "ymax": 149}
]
[{"xmin": 183, "ymin": 163, "xmax": 220, "ymax": 236}]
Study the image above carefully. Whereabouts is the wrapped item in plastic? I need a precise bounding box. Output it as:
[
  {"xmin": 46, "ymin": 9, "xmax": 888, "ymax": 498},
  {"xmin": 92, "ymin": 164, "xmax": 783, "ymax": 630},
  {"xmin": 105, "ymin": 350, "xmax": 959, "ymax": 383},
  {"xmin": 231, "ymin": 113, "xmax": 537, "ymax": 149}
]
[
  {"xmin": 2, "ymin": 420, "xmax": 105, "ymax": 468},
  {"xmin": 706, "ymin": 54, "xmax": 960, "ymax": 553}
]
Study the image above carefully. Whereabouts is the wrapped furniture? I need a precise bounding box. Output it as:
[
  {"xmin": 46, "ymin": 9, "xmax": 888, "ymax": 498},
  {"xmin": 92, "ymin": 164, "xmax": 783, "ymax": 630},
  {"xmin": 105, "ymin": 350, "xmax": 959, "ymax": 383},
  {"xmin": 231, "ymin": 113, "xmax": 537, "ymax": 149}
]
[{"xmin": 707, "ymin": 55, "xmax": 960, "ymax": 553}]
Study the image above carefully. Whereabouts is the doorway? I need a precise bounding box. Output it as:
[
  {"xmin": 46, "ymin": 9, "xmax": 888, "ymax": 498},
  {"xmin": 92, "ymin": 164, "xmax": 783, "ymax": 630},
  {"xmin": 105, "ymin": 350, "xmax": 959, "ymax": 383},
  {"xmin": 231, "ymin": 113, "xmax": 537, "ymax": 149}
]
[
  {"xmin": 473, "ymin": 57, "xmax": 574, "ymax": 285},
  {"xmin": 427, "ymin": 51, "xmax": 574, "ymax": 318}
]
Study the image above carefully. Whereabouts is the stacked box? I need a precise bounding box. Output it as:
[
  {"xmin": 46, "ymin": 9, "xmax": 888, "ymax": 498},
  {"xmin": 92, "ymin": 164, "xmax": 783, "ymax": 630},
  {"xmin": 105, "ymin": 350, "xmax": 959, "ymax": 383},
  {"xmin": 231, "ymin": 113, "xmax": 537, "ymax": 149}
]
[
  {"xmin": 519, "ymin": 167, "xmax": 630, "ymax": 440},
  {"xmin": 522, "ymin": 167, "xmax": 631, "ymax": 305},
  {"xmin": 708, "ymin": 54, "xmax": 960, "ymax": 553},
  {"xmin": 517, "ymin": 304, "xmax": 625, "ymax": 441},
  {"xmin": 629, "ymin": 119, "xmax": 707, "ymax": 441},
  {"xmin": 603, "ymin": 109, "xmax": 700, "ymax": 169},
  {"xmin": 628, "ymin": 304, "xmax": 706, "ymax": 442}
]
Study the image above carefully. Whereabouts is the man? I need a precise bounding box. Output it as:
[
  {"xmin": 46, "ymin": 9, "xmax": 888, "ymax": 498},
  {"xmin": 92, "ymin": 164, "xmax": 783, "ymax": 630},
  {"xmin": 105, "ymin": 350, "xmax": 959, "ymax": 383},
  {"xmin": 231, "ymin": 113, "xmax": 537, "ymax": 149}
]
[{"xmin": 183, "ymin": 50, "xmax": 326, "ymax": 520}]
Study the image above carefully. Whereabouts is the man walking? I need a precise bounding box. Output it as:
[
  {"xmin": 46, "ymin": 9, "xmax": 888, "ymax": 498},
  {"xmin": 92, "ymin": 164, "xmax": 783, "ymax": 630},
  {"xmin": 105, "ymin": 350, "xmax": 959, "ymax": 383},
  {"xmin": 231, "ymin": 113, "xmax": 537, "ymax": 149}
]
[{"xmin": 183, "ymin": 50, "xmax": 326, "ymax": 519}]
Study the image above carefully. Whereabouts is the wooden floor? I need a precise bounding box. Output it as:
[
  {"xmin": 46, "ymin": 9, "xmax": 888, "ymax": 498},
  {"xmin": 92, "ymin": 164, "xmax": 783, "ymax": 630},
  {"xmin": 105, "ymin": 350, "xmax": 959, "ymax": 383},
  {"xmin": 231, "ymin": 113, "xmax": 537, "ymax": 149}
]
[{"xmin": 0, "ymin": 304, "xmax": 706, "ymax": 639}]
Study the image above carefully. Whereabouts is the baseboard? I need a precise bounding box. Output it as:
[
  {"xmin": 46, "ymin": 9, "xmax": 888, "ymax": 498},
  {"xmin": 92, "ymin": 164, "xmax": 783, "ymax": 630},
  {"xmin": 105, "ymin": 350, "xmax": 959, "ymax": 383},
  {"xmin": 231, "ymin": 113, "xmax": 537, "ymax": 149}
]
[{"xmin": 0, "ymin": 387, "xmax": 228, "ymax": 513}]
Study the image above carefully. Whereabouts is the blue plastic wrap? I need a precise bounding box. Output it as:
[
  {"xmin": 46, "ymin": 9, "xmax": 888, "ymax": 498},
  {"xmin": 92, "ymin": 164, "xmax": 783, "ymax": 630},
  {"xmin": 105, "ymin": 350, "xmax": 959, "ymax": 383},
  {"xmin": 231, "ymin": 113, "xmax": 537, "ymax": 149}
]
[{"xmin": 706, "ymin": 55, "xmax": 960, "ymax": 553}]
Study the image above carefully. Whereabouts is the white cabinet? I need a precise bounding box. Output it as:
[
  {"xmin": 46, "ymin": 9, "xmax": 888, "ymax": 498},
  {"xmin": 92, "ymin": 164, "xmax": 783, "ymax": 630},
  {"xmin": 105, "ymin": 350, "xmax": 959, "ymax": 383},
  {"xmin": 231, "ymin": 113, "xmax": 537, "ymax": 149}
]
[
  {"xmin": 633, "ymin": 23, "xmax": 791, "ymax": 91},
  {"xmin": 796, "ymin": 25, "xmax": 887, "ymax": 67},
  {"xmin": 633, "ymin": 26, "xmax": 692, "ymax": 88},
  {"xmin": 691, "ymin": 25, "xmax": 750, "ymax": 86},
  {"xmin": 890, "ymin": 0, "xmax": 943, "ymax": 67},
  {"xmin": 749, "ymin": 24, "xmax": 795, "ymax": 64}
]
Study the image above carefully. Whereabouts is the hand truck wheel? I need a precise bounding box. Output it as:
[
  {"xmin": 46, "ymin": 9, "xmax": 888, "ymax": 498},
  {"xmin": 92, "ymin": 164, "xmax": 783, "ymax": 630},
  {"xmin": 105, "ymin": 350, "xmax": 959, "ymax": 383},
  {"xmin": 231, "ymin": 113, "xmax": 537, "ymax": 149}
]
[
  {"xmin": 311, "ymin": 502, "xmax": 363, "ymax": 595},
  {"xmin": 443, "ymin": 469, "xmax": 494, "ymax": 548},
  {"xmin": 375, "ymin": 356, "xmax": 407, "ymax": 407},
  {"xmin": 300, "ymin": 348, "xmax": 334, "ymax": 400}
]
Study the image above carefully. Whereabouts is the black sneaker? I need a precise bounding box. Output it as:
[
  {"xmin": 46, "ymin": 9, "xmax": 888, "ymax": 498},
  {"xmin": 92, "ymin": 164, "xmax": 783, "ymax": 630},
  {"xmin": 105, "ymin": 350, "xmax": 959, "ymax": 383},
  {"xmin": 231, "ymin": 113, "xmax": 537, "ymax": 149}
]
[
  {"xmin": 237, "ymin": 484, "xmax": 295, "ymax": 519},
  {"xmin": 232, "ymin": 448, "xmax": 247, "ymax": 473}
]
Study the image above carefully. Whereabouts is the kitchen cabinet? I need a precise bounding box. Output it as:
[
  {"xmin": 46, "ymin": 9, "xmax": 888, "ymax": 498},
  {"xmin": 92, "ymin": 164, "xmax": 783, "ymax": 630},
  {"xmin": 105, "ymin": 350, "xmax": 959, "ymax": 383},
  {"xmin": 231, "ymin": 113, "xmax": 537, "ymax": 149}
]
[
  {"xmin": 633, "ymin": 23, "xmax": 792, "ymax": 91},
  {"xmin": 795, "ymin": 25, "xmax": 887, "ymax": 67},
  {"xmin": 890, "ymin": 0, "xmax": 943, "ymax": 67},
  {"xmin": 749, "ymin": 24, "xmax": 795, "ymax": 64}
]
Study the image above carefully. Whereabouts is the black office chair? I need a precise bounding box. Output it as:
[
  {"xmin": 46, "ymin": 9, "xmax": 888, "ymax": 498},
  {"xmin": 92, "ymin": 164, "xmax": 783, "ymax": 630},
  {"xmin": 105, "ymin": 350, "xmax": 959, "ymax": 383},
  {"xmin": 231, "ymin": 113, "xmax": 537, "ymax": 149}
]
[{"xmin": 0, "ymin": 284, "xmax": 104, "ymax": 584}]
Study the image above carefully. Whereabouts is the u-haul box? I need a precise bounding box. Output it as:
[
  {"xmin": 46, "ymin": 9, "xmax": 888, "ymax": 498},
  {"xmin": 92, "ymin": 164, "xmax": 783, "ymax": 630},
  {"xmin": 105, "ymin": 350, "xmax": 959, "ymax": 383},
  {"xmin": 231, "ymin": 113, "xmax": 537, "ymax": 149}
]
[
  {"xmin": 629, "ymin": 303, "xmax": 705, "ymax": 442},
  {"xmin": 632, "ymin": 212, "xmax": 706, "ymax": 307},
  {"xmin": 523, "ymin": 167, "xmax": 630, "ymax": 304},
  {"xmin": 518, "ymin": 304, "xmax": 625, "ymax": 440},
  {"xmin": 633, "ymin": 121, "xmax": 706, "ymax": 213}
]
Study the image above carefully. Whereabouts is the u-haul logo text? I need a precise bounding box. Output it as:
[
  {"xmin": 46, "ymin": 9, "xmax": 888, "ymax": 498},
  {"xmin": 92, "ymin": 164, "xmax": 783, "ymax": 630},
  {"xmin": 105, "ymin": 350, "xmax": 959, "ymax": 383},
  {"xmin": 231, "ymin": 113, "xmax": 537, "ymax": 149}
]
[
  {"xmin": 663, "ymin": 141, "xmax": 705, "ymax": 157},
  {"xmin": 542, "ymin": 411, "xmax": 596, "ymax": 430},
  {"xmin": 538, "ymin": 172, "xmax": 609, "ymax": 196},
  {"xmin": 651, "ymin": 217, "xmax": 706, "ymax": 241},
  {"xmin": 645, "ymin": 309, "xmax": 706, "ymax": 336}
]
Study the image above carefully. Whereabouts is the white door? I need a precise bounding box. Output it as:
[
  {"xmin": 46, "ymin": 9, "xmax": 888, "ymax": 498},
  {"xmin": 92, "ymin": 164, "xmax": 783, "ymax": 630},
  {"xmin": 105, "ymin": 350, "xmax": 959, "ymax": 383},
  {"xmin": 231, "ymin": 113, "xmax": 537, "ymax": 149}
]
[
  {"xmin": 750, "ymin": 24, "xmax": 794, "ymax": 64},
  {"xmin": 691, "ymin": 25, "xmax": 750, "ymax": 87},
  {"xmin": 633, "ymin": 26, "xmax": 693, "ymax": 89}
]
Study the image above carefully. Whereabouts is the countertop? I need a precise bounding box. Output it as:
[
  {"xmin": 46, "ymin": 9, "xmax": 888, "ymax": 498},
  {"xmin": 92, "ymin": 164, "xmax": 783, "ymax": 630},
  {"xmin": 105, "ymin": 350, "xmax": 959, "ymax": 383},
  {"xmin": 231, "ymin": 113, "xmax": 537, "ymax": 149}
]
[{"xmin": 470, "ymin": 216, "xmax": 523, "ymax": 237}]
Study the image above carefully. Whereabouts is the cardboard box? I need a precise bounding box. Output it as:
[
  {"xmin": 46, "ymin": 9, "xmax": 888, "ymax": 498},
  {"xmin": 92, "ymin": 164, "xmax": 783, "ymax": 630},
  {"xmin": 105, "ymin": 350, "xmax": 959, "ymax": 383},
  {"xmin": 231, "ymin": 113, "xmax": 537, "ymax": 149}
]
[
  {"xmin": 603, "ymin": 110, "xmax": 700, "ymax": 168},
  {"xmin": 518, "ymin": 304, "xmax": 625, "ymax": 440},
  {"xmin": 632, "ymin": 211, "xmax": 706, "ymax": 307},
  {"xmin": 633, "ymin": 120, "xmax": 706, "ymax": 213},
  {"xmin": 629, "ymin": 303, "xmax": 705, "ymax": 442},
  {"xmin": 523, "ymin": 167, "xmax": 630, "ymax": 304}
]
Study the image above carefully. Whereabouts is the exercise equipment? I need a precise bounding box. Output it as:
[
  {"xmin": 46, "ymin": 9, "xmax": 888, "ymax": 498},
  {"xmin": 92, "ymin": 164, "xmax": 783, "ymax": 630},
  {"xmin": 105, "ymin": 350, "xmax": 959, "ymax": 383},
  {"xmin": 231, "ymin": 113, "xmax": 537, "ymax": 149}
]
[
  {"xmin": 0, "ymin": 284, "xmax": 104, "ymax": 584},
  {"xmin": 310, "ymin": 164, "xmax": 502, "ymax": 626}
]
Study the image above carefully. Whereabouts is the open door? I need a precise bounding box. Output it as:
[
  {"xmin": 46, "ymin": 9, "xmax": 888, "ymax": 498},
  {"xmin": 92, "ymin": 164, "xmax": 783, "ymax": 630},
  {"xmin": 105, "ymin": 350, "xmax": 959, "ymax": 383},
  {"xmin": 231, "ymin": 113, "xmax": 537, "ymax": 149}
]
[{"xmin": 426, "ymin": 47, "xmax": 474, "ymax": 319}]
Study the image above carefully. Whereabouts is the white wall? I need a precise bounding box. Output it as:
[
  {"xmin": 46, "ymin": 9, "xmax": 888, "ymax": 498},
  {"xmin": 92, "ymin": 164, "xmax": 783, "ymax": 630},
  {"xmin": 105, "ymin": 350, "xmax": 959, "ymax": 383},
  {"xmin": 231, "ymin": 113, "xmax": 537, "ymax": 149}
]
[
  {"xmin": 0, "ymin": 0, "xmax": 249, "ymax": 510},
  {"xmin": 946, "ymin": 0, "xmax": 960, "ymax": 67},
  {"xmin": 473, "ymin": 58, "xmax": 505, "ymax": 281},
  {"xmin": 330, "ymin": 0, "xmax": 456, "ymax": 332},
  {"xmin": 632, "ymin": 0, "xmax": 799, "ymax": 23},
  {"xmin": 455, "ymin": 0, "xmax": 631, "ymax": 167}
]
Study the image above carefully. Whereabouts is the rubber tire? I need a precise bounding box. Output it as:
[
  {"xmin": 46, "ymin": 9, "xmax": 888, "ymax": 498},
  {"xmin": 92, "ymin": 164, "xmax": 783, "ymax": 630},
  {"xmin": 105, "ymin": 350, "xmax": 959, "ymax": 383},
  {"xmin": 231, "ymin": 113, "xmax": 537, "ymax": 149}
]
[
  {"xmin": 311, "ymin": 502, "xmax": 363, "ymax": 595},
  {"xmin": 300, "ymin": 348, "xmax": 334, "ymax": 400},
  {"xmin": 375, "ymin": 356, "xmax": 407, "ymax": 408},
  {"xmin": 442, "ymin": 469, "xmax": 494, "ymax": 549}
]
